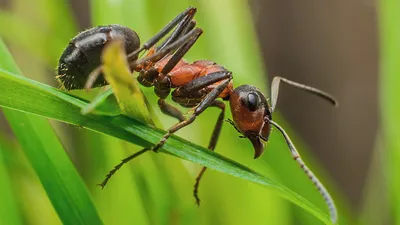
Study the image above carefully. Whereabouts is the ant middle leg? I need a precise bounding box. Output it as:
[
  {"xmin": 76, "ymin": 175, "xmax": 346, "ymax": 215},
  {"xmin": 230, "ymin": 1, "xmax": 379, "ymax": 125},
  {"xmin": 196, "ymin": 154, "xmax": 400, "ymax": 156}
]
[{"xmin": 158, "ymin": 99, "xmax": 186, "ymax": 122}]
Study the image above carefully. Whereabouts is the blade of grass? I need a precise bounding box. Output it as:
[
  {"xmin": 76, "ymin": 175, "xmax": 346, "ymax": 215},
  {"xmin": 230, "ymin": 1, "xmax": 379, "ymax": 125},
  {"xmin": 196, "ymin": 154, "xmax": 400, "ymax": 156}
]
[
  {"xmin": 0, "ymin": 144, "xmax": 22, "ymax": 225},
  {"xmin": 0, "ymin": 134, "xmax": 63, "ymax": 225},
  {"xmin": 379, "ymin": 0, "xmax": 400, "ymax": 224},
  {"xmin": 0, "ymin": 40, "xmax": 103, "ymax": 225}
]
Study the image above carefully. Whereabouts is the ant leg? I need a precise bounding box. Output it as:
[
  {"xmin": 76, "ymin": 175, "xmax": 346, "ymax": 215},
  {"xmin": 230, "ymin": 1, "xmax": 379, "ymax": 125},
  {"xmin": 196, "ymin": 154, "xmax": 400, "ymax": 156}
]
[
  {"xmin": 268, "ymin": 119, "xmax": 337, "ymax": 223},
  {"xmin": 152, "ymin": 78, "xmax": 232, "ymax": 153},
  {"xmin": 99, "ymin": 147, "xmax": 151, "ymax": 188},
  {"xmin": 193, "ymin": 100, "xmax": 225, "ymax": 205},
  {"xmin": 270, "ymin": 76, "xmax": 338, "ymax": 113},
  {"xmin": 127, "ymin": 6, "xmax": 197, "ymax": 61},
  {"xmin": 158, "ymin": 99, "xmax": 186, "ymax": 122},
  {"xmin": 157, "ymin": 13, "xmax": 197, "ymax": 52},
  {"xmin": 160, "ymin": 24, "xmax": 202, "ymax": 75},
  {"xmin": 137, "ymin": 25, "xmax": 202, "ymax": 88},
  {"xmin": 130, "ymin": 28, "xmax": 203, "ymax": 70}
]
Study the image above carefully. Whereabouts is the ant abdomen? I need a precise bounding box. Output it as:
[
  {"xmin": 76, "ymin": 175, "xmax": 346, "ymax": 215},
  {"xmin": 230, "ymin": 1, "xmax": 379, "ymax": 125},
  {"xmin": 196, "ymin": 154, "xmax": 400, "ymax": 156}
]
[{"xmin": 57, "ymin": 24, "xmax": 140, "ymax": 90}]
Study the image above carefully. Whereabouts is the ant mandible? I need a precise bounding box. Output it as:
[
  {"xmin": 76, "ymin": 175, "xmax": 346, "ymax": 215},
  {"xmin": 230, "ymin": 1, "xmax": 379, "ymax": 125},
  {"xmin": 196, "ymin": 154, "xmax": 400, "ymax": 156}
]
[{"xmin": 57, "ymin": 6, "xmax": 338, "ymax": 223}]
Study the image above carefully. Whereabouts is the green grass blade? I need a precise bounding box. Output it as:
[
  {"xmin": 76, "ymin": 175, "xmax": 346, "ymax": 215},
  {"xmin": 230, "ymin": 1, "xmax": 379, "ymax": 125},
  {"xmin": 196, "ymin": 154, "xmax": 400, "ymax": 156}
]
[
  {"xmin": 379, "ymin": 0, "xmax": 400, "ymax": 224},
  {"xmin": 0, "ymin": 69, "xmax": 333, "ymax": 225},
  {"xmin": 0, "ymin": 40, "xmax": 103, "ymax": 225},
  {"xmin": 0, "ymin": 144, "xmax": 22, "ymax": 225}
]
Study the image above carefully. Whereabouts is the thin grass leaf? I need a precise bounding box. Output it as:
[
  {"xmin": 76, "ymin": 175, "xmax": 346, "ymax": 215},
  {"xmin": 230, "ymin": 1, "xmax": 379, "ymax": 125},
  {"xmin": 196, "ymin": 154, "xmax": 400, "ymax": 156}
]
[
  {"xmin": 0, "ymin": 144, "xmax": 22, "ymax": 225},
  {"xmin": 0, "ymin": 40, "xmax": 103, "ymax": 225},
  {"xmin": 379, "ymin": 0, "xmax": 400, "ymax": 224},
  {"xmin": 0, "ymin": 69, "xmax": 334, "ymax": 225}
]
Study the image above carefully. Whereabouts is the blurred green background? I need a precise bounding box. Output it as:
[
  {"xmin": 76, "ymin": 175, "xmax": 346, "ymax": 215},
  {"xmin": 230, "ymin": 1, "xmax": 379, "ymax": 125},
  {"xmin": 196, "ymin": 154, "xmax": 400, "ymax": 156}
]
[{"xmin": 0, "ymin": 0, "xmax": 396, "ymax": 224}]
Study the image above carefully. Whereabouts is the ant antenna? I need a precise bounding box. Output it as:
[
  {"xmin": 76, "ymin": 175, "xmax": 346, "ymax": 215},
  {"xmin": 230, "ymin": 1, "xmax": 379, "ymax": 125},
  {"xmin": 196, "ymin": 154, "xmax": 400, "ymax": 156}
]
[
  {"xmin": 268, "ymin": 119, "xmax": 338, "ymax": 223},
  {"xmin": 270, "ymin": 76, "xmax": 338, "ymax": 112}
]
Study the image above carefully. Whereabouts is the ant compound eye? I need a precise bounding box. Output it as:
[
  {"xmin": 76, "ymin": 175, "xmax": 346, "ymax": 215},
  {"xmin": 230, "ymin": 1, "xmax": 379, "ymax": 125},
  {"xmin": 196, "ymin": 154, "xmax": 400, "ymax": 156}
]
[{"xmin": 247, "ymin": 93, "xmax": 258, "ymax": 111}]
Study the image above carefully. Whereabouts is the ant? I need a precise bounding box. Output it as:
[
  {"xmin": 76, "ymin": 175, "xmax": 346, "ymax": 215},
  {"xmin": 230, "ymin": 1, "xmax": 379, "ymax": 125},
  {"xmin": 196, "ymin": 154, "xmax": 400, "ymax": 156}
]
[{"xmin": 57, "ymin": 6, "xmax": 338, "ymax": 223}]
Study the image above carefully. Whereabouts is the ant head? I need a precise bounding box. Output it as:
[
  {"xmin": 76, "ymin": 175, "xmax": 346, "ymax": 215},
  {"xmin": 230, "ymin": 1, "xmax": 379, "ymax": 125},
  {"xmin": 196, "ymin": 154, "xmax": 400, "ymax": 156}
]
[{"xmin": 229, "ymin": 85, "xmax": 272, "ymax": 158}]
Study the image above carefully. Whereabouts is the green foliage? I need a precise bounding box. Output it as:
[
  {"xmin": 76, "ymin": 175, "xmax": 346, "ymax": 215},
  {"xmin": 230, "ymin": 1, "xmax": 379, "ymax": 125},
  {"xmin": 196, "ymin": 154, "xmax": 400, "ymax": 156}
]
[
  {"xmin": 0, "ymin": 39, "xmax": 103, "ymax": 225},
  {"xmin": 379, "ymin": 0, "xmax": 400, "ymax": 224},
  {"xmin": 0, "ymin": 144, "xmax": 22, "ymax": 225}
]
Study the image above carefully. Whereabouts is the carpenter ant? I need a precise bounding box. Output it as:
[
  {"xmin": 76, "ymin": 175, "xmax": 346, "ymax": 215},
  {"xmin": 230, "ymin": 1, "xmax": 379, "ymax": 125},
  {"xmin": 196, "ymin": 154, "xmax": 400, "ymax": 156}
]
[{"xmin": 57, "ymin": 6, "xmax": 338, "ymax": 223}]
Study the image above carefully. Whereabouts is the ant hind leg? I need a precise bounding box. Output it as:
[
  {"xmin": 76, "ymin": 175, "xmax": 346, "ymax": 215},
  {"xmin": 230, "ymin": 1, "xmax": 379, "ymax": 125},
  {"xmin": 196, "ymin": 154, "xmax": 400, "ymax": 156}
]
[
  {"xmin": 193, "ymin": 100, "xmax": 225, "ymax": 205},
  {"xmin": 127, "ymin": 6, "xmax": 197, "ymax": 61}
]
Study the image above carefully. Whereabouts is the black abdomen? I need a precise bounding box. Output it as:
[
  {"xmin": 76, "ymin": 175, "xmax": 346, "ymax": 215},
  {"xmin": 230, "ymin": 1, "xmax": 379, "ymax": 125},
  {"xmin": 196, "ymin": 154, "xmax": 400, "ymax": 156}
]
[{"xmin": 57, "ymin": 24, "xmax": 140, "ymax": 90}]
